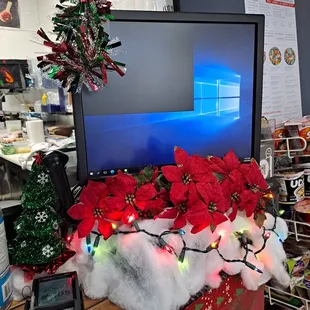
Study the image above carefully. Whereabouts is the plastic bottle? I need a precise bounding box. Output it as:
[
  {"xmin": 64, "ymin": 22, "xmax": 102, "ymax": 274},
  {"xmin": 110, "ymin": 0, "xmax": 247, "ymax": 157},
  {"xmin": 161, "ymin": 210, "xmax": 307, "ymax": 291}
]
[
  {"xmin": 0, "ymin": 208, "xmax": 12, "ymax": 310},
  {"xmin": 41, "ymin": 93, "xmax": 48, "ymax": 106}
]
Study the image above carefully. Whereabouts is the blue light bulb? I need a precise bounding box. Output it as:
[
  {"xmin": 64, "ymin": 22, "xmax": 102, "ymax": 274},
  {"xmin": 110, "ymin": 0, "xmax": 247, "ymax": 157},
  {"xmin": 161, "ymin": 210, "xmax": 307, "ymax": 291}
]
[{"xmin": 179, "ymin": 229, "xmax": 186, "ymax": 236}]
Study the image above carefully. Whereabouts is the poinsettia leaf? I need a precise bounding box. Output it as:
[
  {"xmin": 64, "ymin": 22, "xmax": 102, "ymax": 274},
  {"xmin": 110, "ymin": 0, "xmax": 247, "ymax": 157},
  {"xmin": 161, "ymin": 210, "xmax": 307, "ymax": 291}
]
[
  {"xmin": 174, "ymin": 147, "xmax": 190, "ymax": 166},
  {"xmin": 155, "ymin": 174, "xmax": 171, "ymax": 190},
  {"xmin": 223, "ymin": 150, "xmax": 240, "ymax": 171},
  {"xmin": 213, "ymin": 172, "xmax": 225, "ymax": 183},
  {"xmin": 254, "ymin": 212, "xmax": 267, "ymax": 228},
  {"xmin": 143, "ymin": 165, "xmax": 154, "ymax": 173},
  {"xmin": 259, "ymin": 197, "xmax": 266, "ymax": 208},
  {"xmin": 210, "ymin": 223, "xmax": 217, "ymax": 233},
  {"xmin": 142, "ymin": 165, "xmax": 155, "ymax": 181},
  {"xmin": 135, "ymin": 174, "xmax": 147, "ymax": 186}
]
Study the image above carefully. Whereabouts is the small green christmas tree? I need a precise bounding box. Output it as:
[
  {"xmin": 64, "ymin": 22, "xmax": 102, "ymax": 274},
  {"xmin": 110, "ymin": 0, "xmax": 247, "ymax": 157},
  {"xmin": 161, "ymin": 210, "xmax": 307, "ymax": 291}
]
[{"xmin": 9, "ymin": 157, "xmax": 66, "ymax": 266}]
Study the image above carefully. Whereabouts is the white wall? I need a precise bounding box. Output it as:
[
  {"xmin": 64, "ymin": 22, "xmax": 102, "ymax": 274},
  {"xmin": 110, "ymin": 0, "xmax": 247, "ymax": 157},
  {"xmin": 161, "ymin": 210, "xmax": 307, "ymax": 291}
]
[
  {"xmin": 0, "ymin": 0, "xmax": 51, "ymax": 59},
  {"xmin": 113, "ymin": 0, "xmax": 172, "ymax": 10},
  {"xmin": 0, "ymin": 0, "xmax": 172, "ymax": 60}
]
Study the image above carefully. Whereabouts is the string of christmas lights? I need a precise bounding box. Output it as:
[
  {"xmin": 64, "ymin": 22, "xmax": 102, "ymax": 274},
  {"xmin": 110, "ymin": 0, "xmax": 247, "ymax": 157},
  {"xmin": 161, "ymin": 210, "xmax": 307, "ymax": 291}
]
[
  {"xmin": 84, "ymin": 213, "xmax": 283, "ymax": 275},
  {"xmin": 88, "ymin": 225, "xmax": 222, "ymax": 262},
  {"xmin": 254, "ymin": 215, "xmax": 282, "ymax": 255},
  {"xmin": 232, "ymin": 215, "xmax": 281, "ymax": 260}
]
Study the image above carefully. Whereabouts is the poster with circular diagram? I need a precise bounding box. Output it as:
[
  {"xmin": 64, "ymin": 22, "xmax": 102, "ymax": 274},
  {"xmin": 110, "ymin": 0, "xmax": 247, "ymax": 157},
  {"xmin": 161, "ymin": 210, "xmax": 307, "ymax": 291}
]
[
  {"xmin": 284, "ymin": 48, "xmax": 296, "ymax": 65},
  {"xmin": 0, "ymin": 0, "xmax": 20, "ymax": 28},
  {"xmin": 269, "ymin": 47, "xmax": 282, "ymax": 66}
]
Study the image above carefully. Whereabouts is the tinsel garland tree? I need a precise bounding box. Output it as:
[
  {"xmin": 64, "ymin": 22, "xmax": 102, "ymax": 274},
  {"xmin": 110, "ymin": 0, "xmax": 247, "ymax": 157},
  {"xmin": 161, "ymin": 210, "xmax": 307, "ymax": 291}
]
[
  {"xmin": 9, "ymin": 156, "xmax": 66, "ymax": 267},
  {"xmin": 37, "ymin": 0, "xmax": 125, "ymax": 92}
]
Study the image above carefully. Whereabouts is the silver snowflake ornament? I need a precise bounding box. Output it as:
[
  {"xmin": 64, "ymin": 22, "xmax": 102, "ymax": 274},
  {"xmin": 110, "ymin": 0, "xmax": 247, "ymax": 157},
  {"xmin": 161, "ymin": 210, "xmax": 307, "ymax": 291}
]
[
  {"xmin": 35, "ymin": 211, "xmax": 48, "ymax": 223},
  {"xmin": 42, "ymin": 245, "xmax": 55, "ymax": 258},
  {"xmin": 37, "ymin": 173, "xmax": 49, "ymax": 185}
]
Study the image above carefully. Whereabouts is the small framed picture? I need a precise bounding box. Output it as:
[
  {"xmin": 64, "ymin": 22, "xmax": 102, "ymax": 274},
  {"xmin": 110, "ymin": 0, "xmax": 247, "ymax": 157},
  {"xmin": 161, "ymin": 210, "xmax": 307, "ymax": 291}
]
[{"xmin": 0, "ymin": 0, "xmax": 20, "ymax": 29}]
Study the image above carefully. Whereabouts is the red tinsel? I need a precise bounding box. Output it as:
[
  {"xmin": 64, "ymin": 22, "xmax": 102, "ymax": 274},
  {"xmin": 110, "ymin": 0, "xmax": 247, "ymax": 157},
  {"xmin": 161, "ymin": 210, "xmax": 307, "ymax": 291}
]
[
  {"xmin": 19, "ymin": 249, "xmax": 76, "ymax": 281},
  {"xmin": 37, "ymin": 0, "xmax": 125, "ymax": 92}
]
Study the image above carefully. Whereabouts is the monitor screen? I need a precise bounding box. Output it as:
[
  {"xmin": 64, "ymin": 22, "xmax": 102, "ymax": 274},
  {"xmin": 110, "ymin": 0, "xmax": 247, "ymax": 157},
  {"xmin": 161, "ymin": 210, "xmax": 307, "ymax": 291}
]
[{"xmin": 74, "ymin": 12, "xmax": 264, "ymax": 182}]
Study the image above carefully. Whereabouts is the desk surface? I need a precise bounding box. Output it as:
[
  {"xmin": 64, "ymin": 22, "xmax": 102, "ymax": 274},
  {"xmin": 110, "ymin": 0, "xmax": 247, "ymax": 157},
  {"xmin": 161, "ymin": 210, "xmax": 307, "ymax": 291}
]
[
  {"xmin": 0, "ymin": 152, "xmax": 32, "ymax": 171},
  {"xmin": 0, "ymin": 150, "xmax": 77, "ymax": 172},
  {"xmin": 10, "ymin": 298, "xmax": 120, "ymax": 310}
]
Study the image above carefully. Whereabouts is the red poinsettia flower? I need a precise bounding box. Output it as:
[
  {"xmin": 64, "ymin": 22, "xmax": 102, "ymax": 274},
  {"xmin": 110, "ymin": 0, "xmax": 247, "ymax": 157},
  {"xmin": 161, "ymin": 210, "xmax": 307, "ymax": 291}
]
[
  {"xmin": 186, "ymin": 183, "xmax": 228, "ymax": 233},
  {"xmin": 156, "ymin": 190, "xmax": 197, "ymax": 229},
  {"xmin": 139, "ymin": 188, "xmax": 170, "ymax": 219},
  {"xmin": 162, "ymin": 147, "xmax": 215, "ymax": 203},
  {"xmin": 239, "ymin": 160, "xmax": 268, "ymax": 197},
  {"xmin": 239, "ymin": 190, "xmax": 260, "ymax": 217},
  {"xmin": 207, "ymin": 150, "xmax": 240, "ymax": 177},
  {"xmin": 152, "ymin": 166, "xmax": 159, "ymax": 184},
  {"xmin": 68, "ymin": 181, "xmax": 122, "ymax": 239},
  {"xmin": 138, "ymin": 197, "xmax": 166, "ymax": 219},
  {"xmin": 104, "ymin": 172, "xmax": 160, "ymax": 224},
  {"xmin": 221, "ymin": 170, "xmax": 246, "ymax": 221},
  {"xmin": 158, "ymin": 188, "xmax": 170, "ymax": 202}
]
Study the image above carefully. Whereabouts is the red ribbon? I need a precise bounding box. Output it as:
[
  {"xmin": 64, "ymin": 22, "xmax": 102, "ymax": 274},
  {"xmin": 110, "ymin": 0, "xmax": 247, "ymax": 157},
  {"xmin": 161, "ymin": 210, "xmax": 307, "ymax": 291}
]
[
  {"xmin": 101, "ymin": 63, "xmax": 108, "ymax": 84},
  {"xmin": 24, "ymin": 271, "xmax": 36, "ymax": 283},
  {"xmin": 18, "ymin": 249, "xmax": 76, "ymax": 280}
]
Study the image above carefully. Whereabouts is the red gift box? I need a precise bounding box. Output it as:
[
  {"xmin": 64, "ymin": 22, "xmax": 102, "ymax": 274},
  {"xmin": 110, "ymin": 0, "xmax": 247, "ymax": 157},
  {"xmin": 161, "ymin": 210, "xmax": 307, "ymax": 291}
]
[{"xmin": 184, "ymin": 275, "xmax": 264, "ymax": 310}]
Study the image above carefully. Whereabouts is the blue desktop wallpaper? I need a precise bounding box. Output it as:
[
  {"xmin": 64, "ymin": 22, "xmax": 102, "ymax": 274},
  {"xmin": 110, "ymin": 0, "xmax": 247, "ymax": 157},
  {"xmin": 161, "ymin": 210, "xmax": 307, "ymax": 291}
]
[{"xmin": 83, "ymin": 22, "xmax": 256, "ymax": 174}]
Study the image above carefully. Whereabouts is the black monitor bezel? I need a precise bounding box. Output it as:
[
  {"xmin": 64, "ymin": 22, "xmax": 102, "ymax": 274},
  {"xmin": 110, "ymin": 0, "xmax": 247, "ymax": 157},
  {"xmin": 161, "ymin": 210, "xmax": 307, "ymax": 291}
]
[{"xmin": 73, "ymin": 10, "xmax": 264, "ymax": 185}]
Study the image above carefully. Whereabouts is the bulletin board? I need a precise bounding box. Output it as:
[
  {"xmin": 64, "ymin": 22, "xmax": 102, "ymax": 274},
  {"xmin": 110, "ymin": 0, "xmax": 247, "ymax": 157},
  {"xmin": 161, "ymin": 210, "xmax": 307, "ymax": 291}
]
[
  {"xmin": 244, "ymin": 0, "xmax": 302, "ymax": 122},
  {"xmin": 0, "ymin": 0, "xmax": 20, "ymax": 28}
]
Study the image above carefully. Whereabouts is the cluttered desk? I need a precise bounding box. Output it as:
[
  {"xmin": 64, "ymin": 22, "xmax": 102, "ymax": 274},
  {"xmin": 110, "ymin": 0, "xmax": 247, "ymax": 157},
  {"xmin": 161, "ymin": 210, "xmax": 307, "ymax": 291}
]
[
  {"xmin": 0, "ymin": 152, "xmax": 33, "ymax": 171},
  {"xmin": 0, "ymin": 123, "xmax": 77, "ymax": 201}
]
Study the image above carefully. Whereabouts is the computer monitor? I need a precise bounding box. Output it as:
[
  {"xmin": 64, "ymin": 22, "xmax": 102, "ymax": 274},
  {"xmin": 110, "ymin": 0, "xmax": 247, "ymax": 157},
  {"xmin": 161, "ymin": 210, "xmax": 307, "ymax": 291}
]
[{"xmin": 73, "ymin": 10, "xmax": 264, "ymax": 185}]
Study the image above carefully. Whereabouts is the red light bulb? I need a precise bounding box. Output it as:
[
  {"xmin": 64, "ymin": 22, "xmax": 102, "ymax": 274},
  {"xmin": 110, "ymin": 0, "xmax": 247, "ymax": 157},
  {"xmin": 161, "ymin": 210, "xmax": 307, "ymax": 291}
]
[
  {"xmin": 164, "ymin": 245, "xmax": 174, "ymax": 254},
  {"xmin": 264, "ymin": 232, "xmax": 271, "ymax": 239}
]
